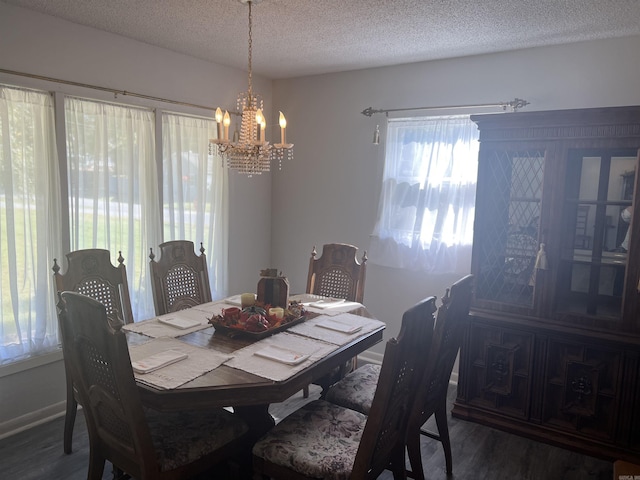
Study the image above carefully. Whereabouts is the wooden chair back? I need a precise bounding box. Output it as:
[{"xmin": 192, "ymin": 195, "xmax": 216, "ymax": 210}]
[
  {"xmin": 149, "ymin": 240, "xmax": 212, "ymax": 316},
  {"xmin": 306, "ymin": 243, "xmax": 367, "ymax": 303},
  {"xmin": 57, "ymin": 291, "xmax": 158, "ymax": 477},
  {"xmin": 52, "ymin": 248, "xmax": 133, "ymax": 454},
  {"xmin": 351, "ymin": 296, "xmax": 437, "ymax": 479},
  {"xmin": 406, "ymin": 274, "xmax": 474, "ymax": 479},
  {"xmin": 53, "ymin": 248, "xmax": 134, "ymax": 325}
]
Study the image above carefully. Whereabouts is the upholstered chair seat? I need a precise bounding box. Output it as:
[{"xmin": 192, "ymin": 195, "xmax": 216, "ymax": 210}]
[
  {"xmin": 145, "ymin": 407, "xmax": 249, "ymax": 472},
  {"xmin": 323, "ymin": 363, "xmax": 380, "ymax": 415},
  {"xmin": 253, "ymin": 399, "xmax": 367, "ymax": 479}
]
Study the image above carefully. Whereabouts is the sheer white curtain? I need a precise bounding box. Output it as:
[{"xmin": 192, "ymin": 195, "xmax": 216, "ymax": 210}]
[
  {"xmin": 161, "ymin": 112, "xmax": 229, "ymax": 299},
  {"xmin": 0, "ymin": 86, "xmax": 62, "ymax": 362},
  {"xmin": 65, "ymin": 97, "xmax": 161, "ymax": 321},
  {"xmin": 369, "ymin": 115, "xmax": 479, "ymax": 274}
]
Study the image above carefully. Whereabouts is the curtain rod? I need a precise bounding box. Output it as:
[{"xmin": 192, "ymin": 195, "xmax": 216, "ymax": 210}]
[
  {"xmin": 0, "ymin": 68, "xmax": 229, "ymax": 114},
  {"xmin": 361, "ymin": 98, "xmax": 530, "ymax": 117}
]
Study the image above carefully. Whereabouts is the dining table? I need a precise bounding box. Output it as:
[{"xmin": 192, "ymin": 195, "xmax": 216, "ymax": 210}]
[{"xmin": 123, "ymin": 294, "xmax": 385, "ymax": 438}]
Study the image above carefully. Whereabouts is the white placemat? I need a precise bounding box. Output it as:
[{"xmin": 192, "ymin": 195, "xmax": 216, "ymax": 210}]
[
  {"xmin": 289, "ymin": 294, "xmax": 363, "ymax": 315},
  {"xmin": 123, "ymin": 308, "xmax": 212, "ymax": 338},
  {"xmin": 129, "ymin": 337, "xmax": 230, "ymax": 390},
  {"xmin": 222, "ymin": 294, "xmax": 244, "ymax": 306},
  {"xmin": 289, "ymin": 293, "xmax": 329, "ymax": 304},
  {"xmin": 224, "ymin": 332, "xmax": 338, "ymax": 382},
  {"xmin": 287, "ymin": 313, "xmax": 386, "ymax": 346},
  {"xmin": 305, "ymin": 301, "xmax": 363, "ymax": 315}
]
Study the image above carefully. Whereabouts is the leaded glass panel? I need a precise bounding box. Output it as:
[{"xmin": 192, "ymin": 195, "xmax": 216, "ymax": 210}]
[{"xmin": 476, "ymin": 150, "xmax": 545, "ymax": 307}]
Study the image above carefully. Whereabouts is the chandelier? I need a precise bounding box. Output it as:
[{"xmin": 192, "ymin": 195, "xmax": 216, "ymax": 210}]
[{"xmin": 210, "ymin": 0, "xmax": 293, "ymax": 175}]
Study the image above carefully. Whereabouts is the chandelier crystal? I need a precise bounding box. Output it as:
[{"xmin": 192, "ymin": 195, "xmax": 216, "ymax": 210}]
[{"xmin": 210, "ymin": 0, "xmax": 293, "ymax": 175}]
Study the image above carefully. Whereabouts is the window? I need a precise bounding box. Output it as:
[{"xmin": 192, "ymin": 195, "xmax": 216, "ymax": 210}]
[
  {"xmin": 0, "ymin": 85, "xmax": 62, "ymax": 362},
  {"xmin": 369, "ymin": 115, "xmax": 479, "ymax": 274},
  {"xmin": 162, "ymin": 112, "xmax": 229, "ymax": 299},
  {"xmin": 65, "ymin": 97, "xmax": 161, "ymax": 321},
  {"xmin": 0, "ymin": 90, "xmax": 230, "ymax": 365}
]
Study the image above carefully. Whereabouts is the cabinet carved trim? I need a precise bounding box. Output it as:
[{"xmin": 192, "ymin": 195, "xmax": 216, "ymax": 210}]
[
  {"xmin": 485, "ymin": 342, "xmax": 520, "ymax": 396},
  {"xmin": 563, "ymin": 361, "xmax": 602, "ymax": 418},
  {"xmin": 480, "ymin": 124, "xmax": 640, "ymax": 143}
]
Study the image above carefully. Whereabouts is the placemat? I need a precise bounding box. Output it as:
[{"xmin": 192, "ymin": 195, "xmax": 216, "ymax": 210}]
[
  {"xmin": 224, "ymin": 332, "xmax": 337, "ymax": 382},
  {"xmin": 122, "ymin": 308, "xmax": 212, "ymax": 338},
  {"xmin": 129, "ymin": 337, "xmax": 230, "ymax": 390},
  {"xmin": 304, "ymin": 301, "xmax": 363, "ymax": 315},
  {"xmin": 287, "ymin": 313, "xmax": 386, "ymax": 346}
]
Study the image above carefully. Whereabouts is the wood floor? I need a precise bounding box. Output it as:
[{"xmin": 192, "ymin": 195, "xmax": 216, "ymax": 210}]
[{"xmin": 0, "ymin": 384, "xmax": 613, "ymax": 479}]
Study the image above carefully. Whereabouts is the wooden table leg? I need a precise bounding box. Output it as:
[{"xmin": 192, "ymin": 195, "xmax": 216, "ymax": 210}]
[
  {"xmin": 231, "ymin": 404, "xmax": 275, "ymax": 479},
  {"xmin": 233, "ymin": 404, "xmax": 275, "ymax": 439}
]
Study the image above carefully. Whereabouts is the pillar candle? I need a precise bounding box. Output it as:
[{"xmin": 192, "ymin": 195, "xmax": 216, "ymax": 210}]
[
  {"xmin": 269, "ymin": 307, "xmax": 284, "ymax": 319},
  {"xmin": 241, "ymin": 293, "xmax": 256, "ymax": 309}
]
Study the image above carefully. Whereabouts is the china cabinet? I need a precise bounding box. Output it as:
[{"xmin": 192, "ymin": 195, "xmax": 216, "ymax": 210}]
[{"xmin": 452, "ymin": 106, "xmax": 640, "ymax": 462}]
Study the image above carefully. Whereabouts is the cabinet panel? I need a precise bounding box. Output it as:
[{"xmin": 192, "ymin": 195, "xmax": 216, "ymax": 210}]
[
  {"xmin": 464, "ymin": 320, "xmax": 534, "ymax": 420},
  {"xmin": 542, "ymin": 337, "xmax": 622, "ymax": 443},
  {"xmin": 629, "ymin": 359, "xmax": 640, "ymax": 451}
]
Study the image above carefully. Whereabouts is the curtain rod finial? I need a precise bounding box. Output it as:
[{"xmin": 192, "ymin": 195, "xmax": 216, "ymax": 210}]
[{"xmin": 506, "ymin": 98, "xmax": 530, "ymax": 112}]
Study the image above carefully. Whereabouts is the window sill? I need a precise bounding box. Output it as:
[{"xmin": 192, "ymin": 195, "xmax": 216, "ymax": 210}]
[{"xmin": 0, "ymin": 349, "xmax": 63, "ymax": 379}]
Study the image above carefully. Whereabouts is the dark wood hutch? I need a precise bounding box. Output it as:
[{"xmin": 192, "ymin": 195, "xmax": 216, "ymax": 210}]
[{"xmin": 452, "ymin": 106, "xmax": 640, "ymax": 463}]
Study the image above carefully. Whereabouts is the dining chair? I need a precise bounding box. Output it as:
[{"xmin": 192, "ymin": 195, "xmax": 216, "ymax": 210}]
[
  {"xmin": 57, "ymin": 291, "xmax": 250, "ymax": 480},
  {"xmin": 149, "ymin": 240, "xmax": 212, "ymax": 316},
  {"xmin": 323, "ymin": 274, "xmax": 474, "ymax": 480},
  {"xmin": 252, "ymin": 296, "xmax": 437, "ymax": 480},
  {"xmin": 304, "ymin": 243, "xmax": 368, "ymax": 398},
  {"xmin": 306, "ymin": 243, "xmax": 367, "ymax": 303},
  {"xmin": 406, "ymin": 274, "xmax": 473, "ymax": 480},
  {"xmin": 52, "ymin": 248, "xmax": 134, "ymax": 454}
]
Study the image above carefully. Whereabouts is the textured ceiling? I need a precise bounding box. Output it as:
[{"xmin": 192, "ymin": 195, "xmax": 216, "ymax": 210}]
[{"xmin": 4, "ymin": 0, "xmax": 640, "ymax": 79}]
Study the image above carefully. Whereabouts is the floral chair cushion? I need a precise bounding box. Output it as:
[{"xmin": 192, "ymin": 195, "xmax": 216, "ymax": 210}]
[
  {"xmin": 323, "ymin": 363, "xmax": 380, "ymax": 415},
  {"xmin": 252, "ymin": 399, "xmax": 367, "ymax": 480},
  {"xmin": 146, "ymin": 407, "xmax": 249, "ymax": 472}
]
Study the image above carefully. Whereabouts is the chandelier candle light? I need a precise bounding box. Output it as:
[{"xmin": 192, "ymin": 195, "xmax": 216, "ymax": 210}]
[{"xmin": 210, "ymin": 0, "xmax": 293, "ymax": 175}]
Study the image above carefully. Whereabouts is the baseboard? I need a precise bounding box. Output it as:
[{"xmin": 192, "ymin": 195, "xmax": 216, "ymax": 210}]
[
  {"xmin": 0, "ymin": 401, "xmax": 67, "ymax": 441},
  {"xmin": 357, "ymin": 349, "xmax": 384, "ymax": 365}
]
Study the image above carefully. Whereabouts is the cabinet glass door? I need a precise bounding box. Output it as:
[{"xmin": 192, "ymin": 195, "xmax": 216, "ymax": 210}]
[
  {"xmin": 556, "ymin": 149, "xmax": 636, "ymax": 319},
  {"xmin": 475, "ymin": 149, "xmax": 545, "ymax": 308}
]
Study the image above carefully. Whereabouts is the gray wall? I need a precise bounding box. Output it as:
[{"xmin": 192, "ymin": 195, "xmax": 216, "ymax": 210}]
[
  {"xmin": 0, "ymin": 2, "xmax": 272, "ymax": 437},
  {"xmin": 270, "ymin": 35, "xmax": 640, "ymax": 357},
  {"xmin": 2, "ymin": 0, "xmax": 640, "ymax": 438}
]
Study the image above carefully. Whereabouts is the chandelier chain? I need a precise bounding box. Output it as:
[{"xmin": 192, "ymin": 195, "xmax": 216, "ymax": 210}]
[{"xmin": 247, "ymin": 1, "xmax": 253, "ymax": 101}]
